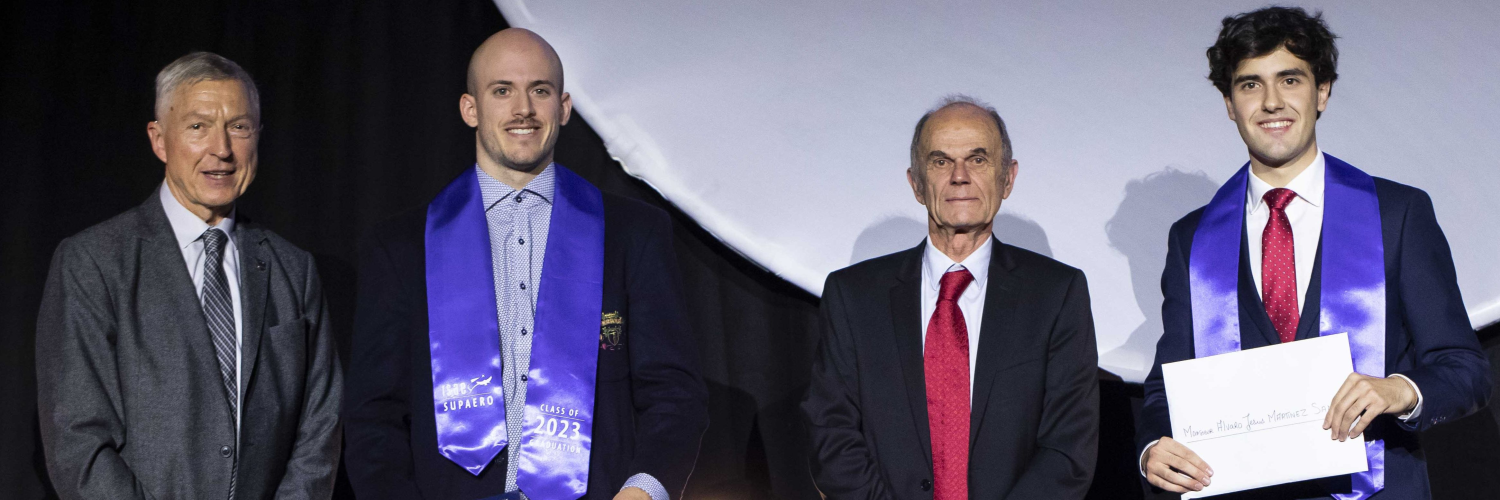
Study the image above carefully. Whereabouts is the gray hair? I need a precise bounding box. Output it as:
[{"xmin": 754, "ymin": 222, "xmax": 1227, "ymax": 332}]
[
  {"xmin": 907, "ymin": 94, "xmax": 1013, "ymax": 189},
  {"xmin": 153, "ymin": 52, "xmax": 260, "ymax": 122}
]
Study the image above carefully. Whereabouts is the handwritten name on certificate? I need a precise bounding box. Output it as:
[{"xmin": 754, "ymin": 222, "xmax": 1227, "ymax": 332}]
[{"xmin": 1163, "ymin": 333, "xmax": 1368, "ymax": 498}]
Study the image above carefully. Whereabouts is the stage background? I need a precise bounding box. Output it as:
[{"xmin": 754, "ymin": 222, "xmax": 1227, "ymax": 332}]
[
  {"xmin": 2, "ymin": 1, "xmax": 1496, "ymax": 499},
  {"xmin": 493, "ymin": 0, "xmax": 1500, "ymax": 382}
]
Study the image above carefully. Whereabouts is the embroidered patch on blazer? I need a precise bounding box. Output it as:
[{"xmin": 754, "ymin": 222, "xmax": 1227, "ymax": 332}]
[{"xmin": 600, "ymin": 311, "xmax": 625, "ymax": 351}]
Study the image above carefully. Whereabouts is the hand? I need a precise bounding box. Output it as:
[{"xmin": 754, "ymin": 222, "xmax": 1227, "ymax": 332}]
[
  {"xmin": 1323, "ymin": 373, "xmax": 1417, "ymax": 441},
  {"xmin": 1142, "ymin": 437, "xmax": 1213, "ymax": 493},
  {"xmin": 613, "ymin": 487, "xmax": 651, "ymax": 500}
]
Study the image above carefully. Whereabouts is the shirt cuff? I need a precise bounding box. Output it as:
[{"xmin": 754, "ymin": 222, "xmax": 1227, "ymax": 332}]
[
  {"xmin": 622, "ymin": 472, "xmax": 669, "ymax": 500},
  {"xmin": 1139, "ymin": 439, "xmax": 1160, "ymax": 478},
  {"xmin": 1389, "ymin": 373, "xmax": 1424, "ymax": 421}
]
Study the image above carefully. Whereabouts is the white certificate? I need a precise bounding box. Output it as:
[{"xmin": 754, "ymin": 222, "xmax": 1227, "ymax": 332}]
[{"xmin": 1163, "ymin": 333, "xmax": 1368, "ymax": 498}]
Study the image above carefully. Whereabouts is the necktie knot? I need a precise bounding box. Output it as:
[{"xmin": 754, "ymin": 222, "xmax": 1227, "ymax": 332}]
[
  {"xmin": 202, "ymin": 228, "xmax": 227, "ymax": 257},
  {"xmin": 938, "ymin": 268, "xmax": 974, "ymax": 302},
  {"xmin": 1264, "ymin": 187, "xmax": 1298, "ymax": 212}
]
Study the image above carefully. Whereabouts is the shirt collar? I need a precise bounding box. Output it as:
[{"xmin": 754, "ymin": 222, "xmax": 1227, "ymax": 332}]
[
  {"xmin": 922, "ymin": 236, "xmax": 993, "ymax": 292},
  {"xmin": 477, "ymin": 163, "xmax": 557, "ymax": 211},
  {"xmin": 1248, "ymin": 147, "xmax": 1326, "ymax": 212},
  {"xmin": 158, "ymin": 181, "xmax": 236, "ymax": 250}
]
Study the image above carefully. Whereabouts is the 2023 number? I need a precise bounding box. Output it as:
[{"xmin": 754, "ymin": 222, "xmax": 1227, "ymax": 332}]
[{"xmin": 535, "ymin": 417, "xmax": 581, "ymax": 440}]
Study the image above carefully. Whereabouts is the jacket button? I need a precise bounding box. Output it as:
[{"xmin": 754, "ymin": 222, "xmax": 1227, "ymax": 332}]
[
  {"xmin": 920, "ymin": 478, "xmax": 932, "ymax": 491},
  {"xmin": 220, "ymin": 445, "xmax": 233, "ymax": 457}
]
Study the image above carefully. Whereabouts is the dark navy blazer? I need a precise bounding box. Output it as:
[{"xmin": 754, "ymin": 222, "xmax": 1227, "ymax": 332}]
[
  {"xmin": 1138, "ymin": 178, "xmax": 1491, "ymax": 499},
  {"xmin": 343, "ymin": 190, "xmax": 709, "ymax": 500}
]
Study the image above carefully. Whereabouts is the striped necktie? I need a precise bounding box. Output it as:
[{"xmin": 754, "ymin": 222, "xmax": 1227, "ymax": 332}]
[
  {"xmin": 201, "ymin": 228, "xmax": 239, "ymax": 498},
  {"xmin": 201, "ymin": 228, "xmax": 239, "ymax": 415}
]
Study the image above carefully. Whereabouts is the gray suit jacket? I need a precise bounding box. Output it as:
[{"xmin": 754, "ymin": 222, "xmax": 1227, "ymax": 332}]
[{"xmin": 36, "ymin": 195, "xmax": 343, "ymax": 500}]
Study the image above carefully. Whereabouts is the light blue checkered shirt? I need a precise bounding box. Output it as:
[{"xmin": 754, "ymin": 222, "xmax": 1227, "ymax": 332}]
[{"xmin": 476, "ymin": 165, "xmax": 667, "ymax": 500}]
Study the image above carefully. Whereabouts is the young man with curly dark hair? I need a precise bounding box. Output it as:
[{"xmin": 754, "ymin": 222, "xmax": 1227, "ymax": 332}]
[{"xmin": 1136, "ymin": 6, "xmax": 1490, "ymax": 499}]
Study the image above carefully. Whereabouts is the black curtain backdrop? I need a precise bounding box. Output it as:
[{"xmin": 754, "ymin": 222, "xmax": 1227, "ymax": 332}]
[{"xmin": 4, "ymin": 1, "xmax": 1498, "ymax": 499}]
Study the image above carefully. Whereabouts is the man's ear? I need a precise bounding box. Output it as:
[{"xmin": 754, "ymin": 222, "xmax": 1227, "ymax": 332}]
[
  {"xmin": 459, "ymin": 93, "xmax": 480, "ymax": 127},
  {"xmin": 1316, "ymin": 81, "xmax": 1331, "ymax": 114},
  {"xmin": 907, "ymin": 168, "xmax": 927, "ymax": 206},
  {"xmin": 147, "ymin": 121, "xmax": 168, "ymax": 163},
  {"xmin": 560, "ymin": 91, "xmax": 573, "ymax": 126},
  {"xmin": 1224, "ymin": 94, "xmax": 1238, "ymax": 122},
  {"xmin": 1000, "ymin": 159, "xmax": 1019, "ymax": 200}
]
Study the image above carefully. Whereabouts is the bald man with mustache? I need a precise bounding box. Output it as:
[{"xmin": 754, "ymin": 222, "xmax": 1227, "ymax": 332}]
[{"xmin": 343, "ymin": 29, "xmax": 708, "ymax": 500}]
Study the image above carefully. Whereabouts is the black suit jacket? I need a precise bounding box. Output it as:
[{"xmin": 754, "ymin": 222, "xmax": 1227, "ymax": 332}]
[
  {"xmin": 35, "ymin": 195, "xmax": 343, "ymax": 500},
  {"xmin": 802, "ymin": 240, "xmax": 1099, "ymax": 499},
  {"xmin": 1139, "ymin": 178, "xmax": 1491, "ymax": 499},
  {"xmin": 344, "ymin": 190, "xmax": 709, "ymax": 500}
]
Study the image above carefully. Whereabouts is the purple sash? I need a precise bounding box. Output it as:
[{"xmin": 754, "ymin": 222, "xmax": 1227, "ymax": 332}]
[
  {"xmin": 1189, "ymin": 154, "xmax": 1385, "ymax": 499},
  {"xmin": 426, "ymin": 165, "xmax": 604, "ymax": 499}
]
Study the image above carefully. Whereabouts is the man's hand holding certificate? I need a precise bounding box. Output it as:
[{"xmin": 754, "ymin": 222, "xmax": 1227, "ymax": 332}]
[{"xmin": 1144, "ymin": 334, "xmax": 1417, "ymax": 498}]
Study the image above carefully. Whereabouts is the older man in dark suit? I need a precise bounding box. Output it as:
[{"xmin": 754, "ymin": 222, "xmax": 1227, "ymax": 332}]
[
  {"xmin": 342, "ymin": 28, "xmax": 708, "ymax": 500},
  {"xmin": 802, "ymin": 96, "xmax": 1099, "ymax": 499},
  {"xmin": 35, "ymin": 52, "xmax": 343, "ymax": 500}
]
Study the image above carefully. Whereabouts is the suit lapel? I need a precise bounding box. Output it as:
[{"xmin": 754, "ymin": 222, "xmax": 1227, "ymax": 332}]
[
  {"xmin": 134, "ymin": 197, "xmax": 238, "ymax": 429},
  {"xmin": 1238, "ymin": 223, "xmax": 1281, "ymax": 346},
  {"xmin": 1295, "ymin": 239, "xmax": 1324, "ymax": 341},
  {"xmin": 237, "ymin": 222, "xmax": 270, "ymax": 397},
  {"xmin": 969, "ymin": 240, "xmax": 1023, "ymax": 448},
  {"xmin": 889, "ymin": 244, "xmax": 933, "ymax": 469}
]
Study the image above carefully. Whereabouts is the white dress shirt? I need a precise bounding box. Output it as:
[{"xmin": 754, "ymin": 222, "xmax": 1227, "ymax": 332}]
[
  {"xmin": 159, "ymin": 182, "xmax": 243, "ymax": 432},
  {"xmin": 1142, "ymin": 149, "xmax": 1421, "ymax": 476},
  {"xmin": 920, "ymin": 236, "xmax": 993, "ymax": 401},
  {"xmin": 475, "ymin": 166, "xmax": 667, "ymax": 500},
  {"xmin": 1245, "ymin": 149, "xmax": 1325, "ymax": 311}
]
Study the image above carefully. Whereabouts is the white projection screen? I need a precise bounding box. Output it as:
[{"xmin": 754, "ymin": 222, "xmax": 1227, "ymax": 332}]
[{"xmin": 495, "ymin": 0, "xmax": 1500, "ymax": 382}]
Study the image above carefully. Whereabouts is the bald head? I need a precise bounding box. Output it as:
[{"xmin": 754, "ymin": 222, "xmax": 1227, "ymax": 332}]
[
  {"xmin": 466, "ymin": 28, "xmax": 564, "ymax": 96},
  {"xmin": 909, "ymin": 96, "xmax": 1012, "ymax": 175},
  {"xmin": 460, "ymin": 28, "xmax": 573, "ymax": 184}
]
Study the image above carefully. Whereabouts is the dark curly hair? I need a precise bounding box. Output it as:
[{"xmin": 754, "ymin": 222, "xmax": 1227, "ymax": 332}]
[{"xmin": 1207, "ymin": 6, "xmax": 1339, "ymax": 97}]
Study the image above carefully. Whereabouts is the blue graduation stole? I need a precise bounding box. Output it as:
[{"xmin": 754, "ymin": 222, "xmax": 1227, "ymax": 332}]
[
  {"xmin": 1189, "ymin": 154, "xmax": 1385, "ymax": 499},
  {"xmin": 425, "ymin": 164, "xmax": 605, "ymax": 499}
]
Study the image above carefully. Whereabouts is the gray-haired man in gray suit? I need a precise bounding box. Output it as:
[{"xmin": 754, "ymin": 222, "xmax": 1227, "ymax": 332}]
[{"xmin": 35, "ymin": 52, "xmax": 342, "ymax": 500}]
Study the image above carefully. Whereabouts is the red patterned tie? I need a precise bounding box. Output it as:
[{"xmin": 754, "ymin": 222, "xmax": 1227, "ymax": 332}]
[
  {"xmin": 926, "ymin": 268, "xmax": 974, "ymax": 500},
  {"xmin": 1262, "ymin": 188, "xmax": 1300, "ymax": 344}
]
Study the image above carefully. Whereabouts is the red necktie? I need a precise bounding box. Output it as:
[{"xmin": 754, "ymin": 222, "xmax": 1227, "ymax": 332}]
[
  {"xmin": 925, "ymin": 268, "xmax": 974, "ymax": 500},
  {"xmin": 1262, "ymin": 188, "xmax": 1300, "ymax": 344}
]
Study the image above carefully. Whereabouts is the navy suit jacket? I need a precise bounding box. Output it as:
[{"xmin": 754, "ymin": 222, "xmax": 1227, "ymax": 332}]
[
  {"xmin": 343, "ymin": 189, "xmax": 709, "ymax": 500},
  {"xmin": 1139, "ymin": 177, "xmax": 1490, "ymax": 499}
]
